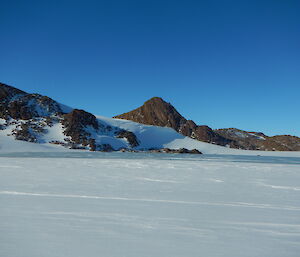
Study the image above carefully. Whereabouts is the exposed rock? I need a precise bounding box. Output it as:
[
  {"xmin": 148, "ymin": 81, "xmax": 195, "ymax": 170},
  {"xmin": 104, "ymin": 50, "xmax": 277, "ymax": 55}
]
[
  {"xmin": 12, "ymin": 123, "xmax": 37, "ymax": 142},
  {"xmin": 115, "ymin": 97, "xmax": 300, "ymax": 151},
  {"xmin": 62, "ymin": 109, "xmax": 99, "ymax": 131},
  {"xmin": 11, "ymin": 120, "xmax": 46, "ymax": 143},
  {"xmin": 114, "ymin": 97, "xmax": 231, "ymax": 146},
  {"xmin": 49, "ymin": 140, "xmax": 65, "ymax": 145},
  {"xmin": 0, "ymin": 82, "xmax": 68, "ymax": 120},
  {"xmin": 189, "ymin": 149, "xmax": 203, "ymax": 154},
  {"xmin": 192, "ymin": 125, "xmax": 231, "ymax": 145},
  {"xmin": 215, "ymin": 128, "xmax": 300, "ymax": 151},
  {"xmin": 0, "ymin": 82, "xmax": 26, "ymax": 102},
  {"xmin": 61, "ymin": 109, "xmax": 99, "ymax": 149},
  {"xmin": 99, "ymin": 144, "xmax": 114, "ymax": 152},
  {"xmin": 88, "ymin": 138, "xmax": 97, "ymax": 151},
  {"xmin": 115, "ymin": 97, "xmax": 186, "ymax": 128},
  {"xmin": 119, "ymin": 148, "xmax": 136, "ymax": 152},
  {"xmin": 269, "ymin": 135, "xmax": 300, "ymax": 151},
  {"xmin": 61, "ymin": 110, "xmax": 129, "ymax": 151},
  {"xmin": 69, "ymin": 145, "xmax": 87, "ymax": 150},
  {"xmin": 149, "ymin": 148, "xmax": 202, "ymax": 154},
  {"xmin": 115, "ymin": 129, "xmax": 139, "ymax": 147}
]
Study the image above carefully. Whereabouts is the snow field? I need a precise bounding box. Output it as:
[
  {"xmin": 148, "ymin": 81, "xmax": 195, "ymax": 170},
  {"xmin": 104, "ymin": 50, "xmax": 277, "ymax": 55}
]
[{"xmin": 0, "ymin": 154, "xmax": 300, "ymax": 257}]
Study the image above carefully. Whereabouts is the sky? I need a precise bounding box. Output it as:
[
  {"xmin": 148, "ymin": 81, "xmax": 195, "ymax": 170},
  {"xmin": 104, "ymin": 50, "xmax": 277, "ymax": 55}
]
[{"xmin": 0, "ymin": 0, "xmax": 299, "ymax": 136}]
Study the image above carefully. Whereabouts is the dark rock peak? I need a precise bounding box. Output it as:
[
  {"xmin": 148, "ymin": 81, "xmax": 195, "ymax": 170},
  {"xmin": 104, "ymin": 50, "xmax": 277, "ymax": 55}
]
[
  {"xmin": 115, "ymin": 97, "xmax": 186, "ymax": 130},
  {"xmin": 145, "ymin": 96, "xmax": 164, "ymax": 103},
  {"xmin": 0, "ymin": 82, "xmax": 26, "ymax": 102},
  {"xmin": 115, "ymin": 96, "xmax": 231, "ymax": 146},
  {"xmin": 0, "ymin": 82, "xmax": 68, "ymax": 120}
]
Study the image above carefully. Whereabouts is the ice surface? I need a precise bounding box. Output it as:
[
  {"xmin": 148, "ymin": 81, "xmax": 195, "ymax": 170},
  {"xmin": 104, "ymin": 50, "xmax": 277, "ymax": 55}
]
[{"xmin": 0, "ymin": 152, "xmax": 300, "ymax": 257}]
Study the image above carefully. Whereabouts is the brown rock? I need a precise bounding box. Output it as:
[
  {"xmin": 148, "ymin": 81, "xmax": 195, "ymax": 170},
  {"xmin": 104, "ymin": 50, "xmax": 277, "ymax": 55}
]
[
  {"xmin": 0, "ymin": 83, "xmax": 67, "ymax": 120},
  {"xmin": 149, "ymin": 147, "xmax": 202, "ymax": 154},
  {"xmin": 115, "ymin": 129, "xmax": 139, "ymax": 147},
  {"xmin": 114, "ymin": 97, "xmax": 231, "ymax": 146},
  {"xmin": 214, "ymin": 128, "xmax": 300, "ymax": 151},
  {"xmin": 62, "ymin": 109, "xmax": 99, "ymax": 149}
]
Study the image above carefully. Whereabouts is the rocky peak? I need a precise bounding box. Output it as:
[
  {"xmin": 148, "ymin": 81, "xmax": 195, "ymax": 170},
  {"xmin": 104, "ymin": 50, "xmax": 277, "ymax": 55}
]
[
  {"xmin": 0, "ymin": 82, "xmax": 68, "ymax": 120},
  {"xmin": 0, "ymin": 82, "xmax": 27, "ymax": 102},
  {"xmin": 115, "ymin": 97, "xmax": 186, "ymax": 130},
  {"xmin": 114, "ymin": 97, "xmax": 231, "ymax": 146}
]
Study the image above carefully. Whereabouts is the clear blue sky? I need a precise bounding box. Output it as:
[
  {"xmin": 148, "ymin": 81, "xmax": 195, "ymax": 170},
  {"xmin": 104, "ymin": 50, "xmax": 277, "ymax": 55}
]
[{"xmin": 1, "ymin": 0, "xmax": 299, "ymax": 136}]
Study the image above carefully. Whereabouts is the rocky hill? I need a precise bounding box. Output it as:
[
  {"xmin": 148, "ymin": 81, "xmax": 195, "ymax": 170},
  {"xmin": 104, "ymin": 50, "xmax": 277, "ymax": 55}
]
[
  {"xmin": 215, "ymin": 128, "xmax": 300, "ymax": 151},
  {"xmin": 0, "ymin": 82, "xmax": 141, "ymax": 152},
  {"xmin": 115, "ymin": 97, "xmax": 300, "ymax": 151},
  {"xmin": 114, "ymin": 97, "xmax": 232, "ymax": 146}
]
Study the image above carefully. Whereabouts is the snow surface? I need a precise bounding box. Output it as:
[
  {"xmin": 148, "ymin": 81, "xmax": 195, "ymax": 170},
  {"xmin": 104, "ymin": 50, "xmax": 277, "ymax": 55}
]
[
  {"xmin": 0, "ymin": 152, "xmax": 300, "ymax": 257},
  {"xmin": 0, "ymin": 127, "xmax": 70, "ymax": 153}
]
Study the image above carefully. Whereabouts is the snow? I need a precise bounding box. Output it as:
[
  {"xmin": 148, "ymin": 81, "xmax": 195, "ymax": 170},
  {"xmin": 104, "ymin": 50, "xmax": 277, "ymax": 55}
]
[
  {"xmin": 84, "ymin": 124, "xmax": 130, "ymax": 149},
  {"xmin": 0, "ymin": 153, "xmax": 300, "ymax": 257},
  {"xmin": 43, "ymin": 122, "xmax": 69, "ymax": 143},
  {"xmin": 0, "ymin": 127, "xmax": 69, "ymax": 152}
]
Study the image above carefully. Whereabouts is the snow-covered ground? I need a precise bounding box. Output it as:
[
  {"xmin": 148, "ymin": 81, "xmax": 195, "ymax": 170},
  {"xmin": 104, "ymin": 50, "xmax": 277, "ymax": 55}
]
[{"xmin": 1, "ymin": 152, "xmax": 300, "ymax": 257}]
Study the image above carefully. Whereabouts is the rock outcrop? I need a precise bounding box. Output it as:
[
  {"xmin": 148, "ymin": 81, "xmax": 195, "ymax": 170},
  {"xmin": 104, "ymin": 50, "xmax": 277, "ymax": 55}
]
[
  {"xmin": 0, "ymin": 83, "xmax": 66, "ymax": 120},
  {"xmin": 149, "ymin": 148, "xmax": 202, "ymax": 154},
  {"xmin": 115, "ymin": 129, "xmax": 139, "ymax": 147},
  {"xmin": 114, "ymin": 97, "xmax": 231, "ymax": 146},
  {"xmin": 61, "ymin": 109, "xmax": 99, "ymax": 149},
  {"xmin": 0, "ymin": 83, "xmax": 140, "ymax": 152},
  {"xmin": 215, "ymin": 128, "xmax": 300, "ymax": 151},
  {"xmin": 114, "ymin": 97, "xmax": 300, "ymax": 151}
]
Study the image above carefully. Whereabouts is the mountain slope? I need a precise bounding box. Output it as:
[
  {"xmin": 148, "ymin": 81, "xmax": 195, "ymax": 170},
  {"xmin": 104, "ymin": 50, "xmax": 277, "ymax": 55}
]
[
  {"xmin": 0, "ymin": 82, "xmax": 140, "ymax": 152},
  {"xmin": 114, "ymin": 97, "xmax": 232, "ymax": 146},
  {"xmin": 115, "ymin": 97, "xmax": 300, "ymax": 151},
  {"xmin": 215, "ymin": 128, "xmax": 300, "ymax": 151}
]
